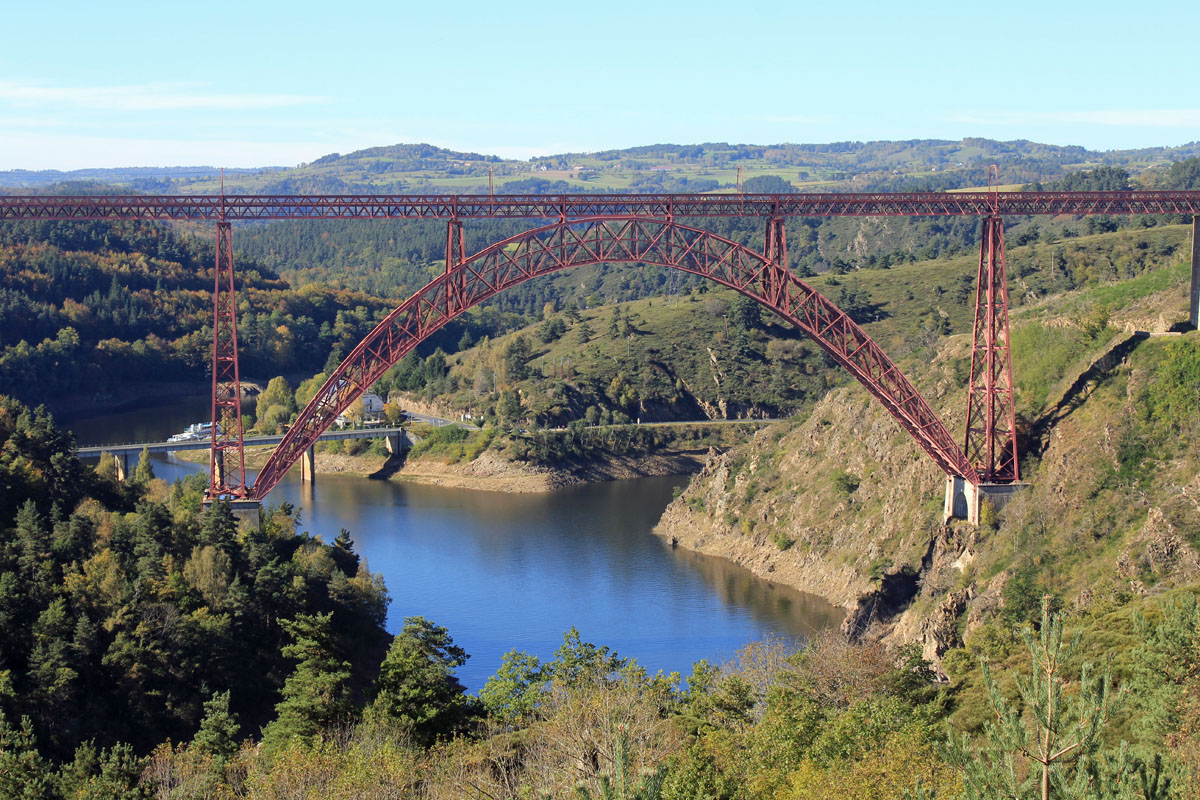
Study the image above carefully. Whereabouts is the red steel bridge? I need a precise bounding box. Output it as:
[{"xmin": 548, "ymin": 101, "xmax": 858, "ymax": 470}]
[{"xmin": 3, "ymin": 189, "xmax": 1198, "ymax": 505}]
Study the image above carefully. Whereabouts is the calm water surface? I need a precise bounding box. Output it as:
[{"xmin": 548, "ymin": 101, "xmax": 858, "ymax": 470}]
[{"xmin": 66, "ymin": 397, "xmax": 843, "ymax": 690}]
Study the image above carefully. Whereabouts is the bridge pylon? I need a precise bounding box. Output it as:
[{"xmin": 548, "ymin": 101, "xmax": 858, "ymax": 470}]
[
  {"xmin": 207, "ymin": 220, "xmax": 249, "ymax": 500},
  {"xmin": 962, "ymin": 215, "xmax": 1019, "ymax": 485}
]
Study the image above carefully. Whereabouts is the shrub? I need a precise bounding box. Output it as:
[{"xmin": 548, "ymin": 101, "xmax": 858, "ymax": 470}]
[{"xmin": 832, "ymin": 469, "xmax": 861, "ymax": 496}]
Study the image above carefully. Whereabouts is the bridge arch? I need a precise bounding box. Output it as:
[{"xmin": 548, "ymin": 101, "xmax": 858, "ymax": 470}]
[{"xmin": 251, "ymin": 217, "xmax": 978, "ymax": 497}]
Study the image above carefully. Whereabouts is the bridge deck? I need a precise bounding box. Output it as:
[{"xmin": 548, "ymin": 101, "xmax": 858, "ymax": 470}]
[
  {"xmin": 76, "ymin": 412, "xmax": 471, "ymax": 458},
  {"xmin": 4, "ymin": 191, "xmax": 1200, "ymax": 221}
]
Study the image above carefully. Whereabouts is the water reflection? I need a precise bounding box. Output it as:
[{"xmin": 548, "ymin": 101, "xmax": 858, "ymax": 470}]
[{"xmin": 668, "ymin": 546, "xmax": 843, "ymax": 637}]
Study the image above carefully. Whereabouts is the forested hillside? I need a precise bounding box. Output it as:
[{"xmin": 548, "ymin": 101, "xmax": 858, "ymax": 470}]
[{"xmin": 0, "ymin": 219, "xmax": 394, "ymax": 410}]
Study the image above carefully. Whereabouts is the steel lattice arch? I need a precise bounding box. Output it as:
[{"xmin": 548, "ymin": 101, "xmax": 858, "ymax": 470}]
[
  {"xmin": 249, "ymin": 217, "xmax": 980, "ymax": 498},
  {"xmin": 3, "ymin": 189, "xmax": 1194, "ymax": 501}
]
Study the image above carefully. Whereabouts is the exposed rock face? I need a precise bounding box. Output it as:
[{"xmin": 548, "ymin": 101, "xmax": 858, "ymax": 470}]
[
  {"xmin": 654, "ymin": 381, "xmax": 955, "ymax": 618},
  {"xmin": 1117, "ymin": 507, "xmax": 1200, "ymax": 580},
  {"xmin": 918, "ymin": 589, "xmax": 972, "ymax": 676},
  {"xmin": 395, "ymin": 448, "xmax": 706, "ymax": 493}
]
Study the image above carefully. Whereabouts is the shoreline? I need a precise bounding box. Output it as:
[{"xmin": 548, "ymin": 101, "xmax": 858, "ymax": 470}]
[{"xmin": 175, "ymin": 444, "xmax": 708, "ymax": 493}]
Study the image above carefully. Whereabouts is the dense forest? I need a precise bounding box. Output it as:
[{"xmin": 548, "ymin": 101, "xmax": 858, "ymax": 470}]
[{"xmin": 0, "ymin": 219, "xmax": 394, "ymax": 409}]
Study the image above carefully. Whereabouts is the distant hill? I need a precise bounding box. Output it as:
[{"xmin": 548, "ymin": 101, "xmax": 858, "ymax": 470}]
[{"xmin": 5, "ymin": 138, "xmax": 1200, "ymax": 195}]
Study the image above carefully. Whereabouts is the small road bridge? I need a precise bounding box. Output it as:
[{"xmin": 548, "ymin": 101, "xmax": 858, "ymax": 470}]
[
  {"xmin": 76, "ymin": 411, "xmax": 471, "ymax": 483},
  {"xmin": 6, "ymin": 183, "xmax": 1199, "ymax": 522}
]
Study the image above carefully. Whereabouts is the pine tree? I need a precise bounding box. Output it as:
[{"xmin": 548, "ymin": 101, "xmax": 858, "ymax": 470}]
[
  {"xmin": 366, "ymin": 616, "xmax": 474, "ymax": 745},
  {"xmin": 331, "ymin": 528, "xmax": 360, "ymax": 576},
  {"xmin": 0, "ymin": 713, "xmax": 57, "ymax": 799},
  {"xmin": 260, "ymin": 612, "xmax": 351, "ymax": 753},
  {"xmin": 929, "ymin": 598, "xmax": 1131, "ymax": 800},
  {"xmin": 14, "ymin": 500, "xmax": 51, "ymax": 590},
  {"xmin": 191, "ymin": 690, "xmax": 240, "ymax": 766},
  {"xmin": 198, "ymin": 500, "xmax": 238, "ymax": 551}
]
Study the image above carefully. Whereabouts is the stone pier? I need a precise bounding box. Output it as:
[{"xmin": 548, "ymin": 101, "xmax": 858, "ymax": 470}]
[
  {"xmin": 384, "ymin": 431, "xmax": 407, "ymax": 455},
  {"xmin": 111, "ymin": 453, "xmax": 130, "ymax": 482},
  {"xmin": 944, "ymin": 476, "xmax": 1027, "ymax": 525}
]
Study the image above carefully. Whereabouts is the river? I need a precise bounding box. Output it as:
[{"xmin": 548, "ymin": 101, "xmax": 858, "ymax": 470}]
[{"xmin": 67, "ymin": 396, "xmax": 843, "ymax": 690}]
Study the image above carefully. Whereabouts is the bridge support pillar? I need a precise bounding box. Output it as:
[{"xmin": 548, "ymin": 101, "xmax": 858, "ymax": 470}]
[
  {"xmin": 1189, "ymin": 215, "xmax": 1199, "ymax": 330},
  {"xmin": 112, "ymin": 453, "xmax": 129, "ymax": 483},
  {"xmin": 944, "ymin": 476, "xmax": 1028, "ymax": 524},
  {"xmin": 300, "ymin": 445, "xmax": 316, "ymax": 484},
  {"xmin": 384, "ymin": 431, "xmax": 407, "ymax": 455},
  {"xmin": 963, "ymin": 215, "xmax": 1019, "ymax": 483}
]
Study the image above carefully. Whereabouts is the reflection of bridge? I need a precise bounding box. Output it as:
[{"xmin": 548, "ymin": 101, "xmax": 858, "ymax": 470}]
[{"xmin": 5, "ymin": 188, "xmax": 1199, "ymax": 519}]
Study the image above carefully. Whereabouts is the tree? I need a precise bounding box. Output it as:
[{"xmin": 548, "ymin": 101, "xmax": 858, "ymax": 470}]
[
  {"xmin": 191, "ymin": 690, "xmax": 240, "ymax": 767},
  {"xmin": 481, "ymin": 650, "xmax": 548, "ymax": 723},
  {"xmin": 496, "ymin": 390, "xmax": 524, "ymax": 427},
  {"xmin": 183, "ymin": 546, "xmax": 233, "ymax": 606},
  {"xmin": 550, "ymin": 627, "xmax": 628, "ymax": 688},
  {"xmin": 197, "ymin": 500, "xmax": 238, "ymax": 551},
  {"xmin": 260, "ymin": 612, "xmax": 352, "ymax": 753},
  {"xmin": 932, "ymin": 598, "xmax": 1130, "ymax": 800},
  {"xmin": 343, "ymin": 398, "xmax": 365, "ymax": 427},
  {"xmin": 366, "ymin": 616, "xmax": 474, "ymax": 746},
  {"xmin": 503, "ymin": 336, "xmax": 532, "ymax": 383},
  {"xmin": 0, "ymin": 714, "xmax": 57, "ymax": 799},
  {"xmin": 133, "ymin": 446, "xmax": 154, "ymax": 485},
  {"xmin": 609, "ymin": 307, "xmax": 622, "ymax": 338},
  {"xmin": 728, "ymin": 295, "xmax": 762, "ymax": 332},
  {"xmin": 257, "ymin": 376, "xmax": 296, "ymax": 417}
]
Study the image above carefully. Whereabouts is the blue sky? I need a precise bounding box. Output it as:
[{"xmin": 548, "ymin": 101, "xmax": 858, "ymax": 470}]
[{"xmin": 2, "ymin": 0, "xmax": 1198, "ymax": 169}]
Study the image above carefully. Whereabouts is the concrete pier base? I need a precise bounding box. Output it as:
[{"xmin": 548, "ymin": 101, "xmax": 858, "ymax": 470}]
[
  {"xmin": 944, "ymin": 476, "xmax": 1028, "ymax": 524},
  {"xmin": 300, "ymin": 445, "xmax": 316, "ymax": 484},
  {"xmin": 384, "ymin": 431, "xmax": 407, "ymax": 455},
  {"xmin": 201, "ymin": 498, "xmax": 264, "ymax": 529}
]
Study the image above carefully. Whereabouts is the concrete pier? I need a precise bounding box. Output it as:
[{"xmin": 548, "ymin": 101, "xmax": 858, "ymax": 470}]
[
  {"xmin": 111, "ymin": 453, "xmax": 130, "ymax": 482},
  {"xmin": 300, "ymin": 445, "xmax": 316, "ymax": 484},
  {"xmin": 384, "ymin": 431, "xmax": 406, "ymax": 455},
  {"xmin": 944, "ymin": 476, "xmax": 1027, "ymax": 525}
]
